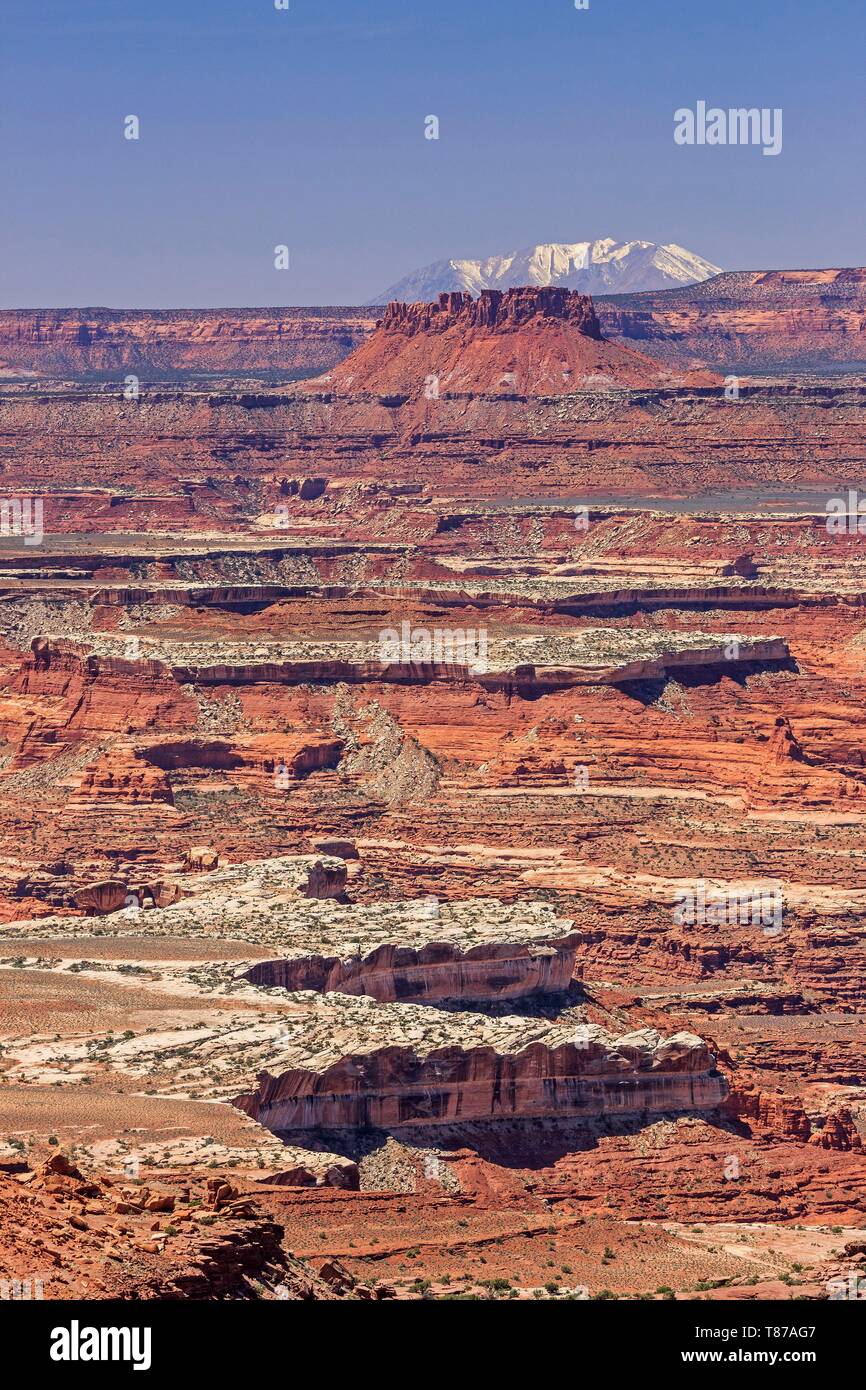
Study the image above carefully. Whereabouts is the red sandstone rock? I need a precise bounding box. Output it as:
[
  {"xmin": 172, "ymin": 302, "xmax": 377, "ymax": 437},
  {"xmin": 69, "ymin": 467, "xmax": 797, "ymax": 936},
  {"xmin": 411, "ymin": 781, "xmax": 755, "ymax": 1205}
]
[
  {"xmin": 0, "ymin": 307, "xmax": 375, "ymax": 377},
  {"xmin": 379, "ymin": 287, "xmax": 603, "ymax": 338},
  {"xmin": 72, "ymin": 748, "xmax": 175, "ymax": 807},
  {"xmin": 243, "ymin": 934, "xmax": 582, "ymax": 1003},
  {"xmin": 235, "ymin": 1028, "xmax": 724, "ymax": 1134},
  {"xmin": 185, "ymin": 846, "xmax": 220, "ymax": 872},
  {"xmin": 74, "ymin": 879, "xmax": 130, "ymax": 914},
  {"xmin": 767, "ymin": 715, "xmax": 805, "ymax": 764},
  {"xmin": 809, "ymin": 1108, "xmax": 863, "ymax": 1151},
  {"xmin": 723, "ymin": 1085, "xmax": 813, "ymax": 1142},
  {"xmin": 317, "ymin": 287, "xmax": 717, "ymax": 397},
  {"xmin": 597, "ymin": 266, "xmax": 866, "ymax": 372},
  {"xmin": 0, "ymin": 1159, "xmax": 347, "ymax": 1300},
  {"xmin": 310, "ymin": 837, "xmax": 359, "ymax": 860}
]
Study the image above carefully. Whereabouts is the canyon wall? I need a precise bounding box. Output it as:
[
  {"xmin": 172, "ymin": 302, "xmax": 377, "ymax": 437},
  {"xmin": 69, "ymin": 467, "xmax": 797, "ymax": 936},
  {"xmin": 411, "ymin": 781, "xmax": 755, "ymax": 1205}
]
[
  {"xmin": 596, "ymin": 267, "xmax": 866, "ymax": 371},
  {"xmin": 4, "ymin": 359, "xmax": 864, "ymax": 508},
  {"xmin": 234, "ymin": 1030, "xmax": 725, "ymax": 1132},
  {"xmin": 5, "ymin": 268, "xmax": 865, "ymax": 384},
  {"xmin": 0, "ymin": 306, "xmax": 376, "ymax": 377},
  {"xmin": 242, "ymin": 936, "xmax": 582, "ymax": 1003}
]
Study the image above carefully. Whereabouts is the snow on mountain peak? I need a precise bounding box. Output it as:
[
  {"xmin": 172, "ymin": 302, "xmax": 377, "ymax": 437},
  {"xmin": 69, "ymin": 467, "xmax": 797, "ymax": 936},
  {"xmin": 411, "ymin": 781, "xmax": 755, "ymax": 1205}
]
[{"xmin": 370, "ymin": 238, "xmax": 721, "ymax": 305}]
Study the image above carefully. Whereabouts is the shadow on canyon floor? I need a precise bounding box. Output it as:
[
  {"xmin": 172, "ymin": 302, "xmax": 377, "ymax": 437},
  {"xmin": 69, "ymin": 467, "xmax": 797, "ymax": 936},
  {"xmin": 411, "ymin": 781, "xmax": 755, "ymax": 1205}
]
[
  {"xmin": 272, "ymin": 1111, "xmax": 740, "ymax": 1175},
  {"xmin": 618, "ymin": 658, "xmax": 799, "ymax": 707},
  {"xmin": 429, "ymin": 981, "xmax": 589, "ymax": 1020}
]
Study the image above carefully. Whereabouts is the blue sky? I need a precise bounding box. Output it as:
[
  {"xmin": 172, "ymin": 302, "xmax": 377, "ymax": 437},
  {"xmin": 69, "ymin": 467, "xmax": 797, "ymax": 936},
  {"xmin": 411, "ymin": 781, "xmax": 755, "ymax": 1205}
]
[{"xmin": 2, "ymin": 0, "xmax": 864, "ymax": 306}]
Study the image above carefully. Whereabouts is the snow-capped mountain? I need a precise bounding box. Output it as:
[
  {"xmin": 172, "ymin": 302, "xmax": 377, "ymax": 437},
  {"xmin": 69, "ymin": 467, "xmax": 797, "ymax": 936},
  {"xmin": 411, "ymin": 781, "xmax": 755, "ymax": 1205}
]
[{"xmin": 370, "ymin": 239, "xmax": 721, "ymax": 304}]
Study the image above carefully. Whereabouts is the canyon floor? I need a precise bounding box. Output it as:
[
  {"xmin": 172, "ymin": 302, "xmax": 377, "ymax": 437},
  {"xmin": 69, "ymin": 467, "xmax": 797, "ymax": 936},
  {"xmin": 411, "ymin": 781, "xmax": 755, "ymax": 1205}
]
[{"xmin": 1, "ymin": 285, "xmax": 865, "ymax": 1301}]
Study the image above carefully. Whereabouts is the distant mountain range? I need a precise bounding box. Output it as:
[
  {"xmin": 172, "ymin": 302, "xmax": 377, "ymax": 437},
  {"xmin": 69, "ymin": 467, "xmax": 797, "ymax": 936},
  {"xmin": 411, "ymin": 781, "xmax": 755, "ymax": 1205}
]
[{"xmin": 370, "ymin": 238, "xmax": 722, "ymax": 304}]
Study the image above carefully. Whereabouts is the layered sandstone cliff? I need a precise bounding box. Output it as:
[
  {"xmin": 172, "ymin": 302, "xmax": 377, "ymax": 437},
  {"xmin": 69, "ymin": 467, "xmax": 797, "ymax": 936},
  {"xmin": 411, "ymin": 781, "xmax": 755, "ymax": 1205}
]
[
  {"xmin": 4, "ymin": 267, "xmax": 864, "ymax": 386},
  {"xmin": 233, "ymin": 1011, "xmax": 723, "ymax": 1132},
  {"xmin": 597, "ymin": 267, "xmax": 866, "ymax": 371},
  {"xmin": 243, "ymin": 939, "xmax": 578, "ymax": 1003},
  {"xmin": 25, "ymin": 628, "xmax": 789, "ymax": 695},
  {"xmin": 3, "ymin": 367, "xmax": 862, "ymax": 502},
  {"xmin": 379, "ymin": 287, "xmax": 603, "ymax": 337},
  {"xmin": 0, "ymin": 306, "xmax": 375, "ymax": 377},
  {"xmin": 238, "ymin": 898, "xmax": 580, "ymax": 1003}
]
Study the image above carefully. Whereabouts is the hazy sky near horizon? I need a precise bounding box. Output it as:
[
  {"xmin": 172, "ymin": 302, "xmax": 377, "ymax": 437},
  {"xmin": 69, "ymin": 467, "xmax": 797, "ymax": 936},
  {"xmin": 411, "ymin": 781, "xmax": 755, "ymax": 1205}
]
[{"xmin": 2, "ymin": 0, "xmax": 864, "ymax": 307}]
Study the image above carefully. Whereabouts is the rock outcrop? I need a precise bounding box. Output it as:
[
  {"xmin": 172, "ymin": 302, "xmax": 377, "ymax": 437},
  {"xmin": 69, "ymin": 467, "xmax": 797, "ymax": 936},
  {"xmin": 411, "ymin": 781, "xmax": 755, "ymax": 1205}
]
[
  {"xmin": 244, "ymin": 938, "xmax": 579, "ymax": 1003},
  {"xmin": 379, "ymin": 287, "xmax": 603, "ymax": 337},
  {"xmin": 596, "ymin": 266, "xmax": 866, "ymax": 371},
  {"xmin": 24, "ymin": 628, "xmax": 790, "ymax": 696},
  {"xmin": 71, "ymin": 747, "xmax": 176, "ymax": 807},
  {"xmin": 317, "ymin": 287, "xmax": 716, "ymax": 396},
  {"xmin": 233, "ymin": 1015, "xmax": 724, "ymax": 1132},
  {"xmin": 239, "ymin": 898, "xmax": 581, "ymax": 1002},
  {"xmin": 0, "ymin": 306, "xmax": 375, "ymax": 377},
  {"xmin": 0, "ymin": 1154, "xmax": 353, "ymax": 1300}
]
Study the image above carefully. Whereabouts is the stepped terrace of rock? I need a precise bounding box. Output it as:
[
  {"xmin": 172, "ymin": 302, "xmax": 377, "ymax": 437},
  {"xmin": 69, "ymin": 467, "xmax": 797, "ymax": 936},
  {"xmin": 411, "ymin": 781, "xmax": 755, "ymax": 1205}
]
[
  {"xmin": 3, "ymin": 885, "xmax": 582, "ymax": 1003},
  {"xmin": 28, "ymin": 627, "xmax": 789, "ymax": 689},
  {"xmin": 0, "ymin": 952, "xmax": 724, "ymax": 1135}
]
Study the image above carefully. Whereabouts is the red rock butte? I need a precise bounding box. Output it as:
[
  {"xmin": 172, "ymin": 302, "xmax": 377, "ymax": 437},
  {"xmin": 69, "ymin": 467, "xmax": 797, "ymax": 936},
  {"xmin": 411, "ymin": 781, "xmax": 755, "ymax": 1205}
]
[
  {"xmin": 380, "ymin": 287, "xmax": 604, "ymax": 336},
  {"xmin": 317, "ymin": 285, "xmax": 717, "ymax": 396}
]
